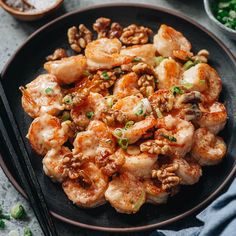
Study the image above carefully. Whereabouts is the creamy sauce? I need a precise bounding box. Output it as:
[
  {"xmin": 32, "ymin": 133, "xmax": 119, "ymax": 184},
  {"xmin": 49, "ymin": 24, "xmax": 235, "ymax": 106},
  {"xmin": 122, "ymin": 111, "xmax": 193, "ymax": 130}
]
[{"xmin": 5, "ymin": 0, "xmax": 59, "ymax": 12}]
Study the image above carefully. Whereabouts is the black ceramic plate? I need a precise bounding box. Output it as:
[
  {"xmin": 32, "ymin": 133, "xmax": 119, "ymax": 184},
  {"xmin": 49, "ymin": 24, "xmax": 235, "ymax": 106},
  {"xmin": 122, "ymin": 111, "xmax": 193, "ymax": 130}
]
[{"xmin": 1, "ymin": 3, "xmax": 236, "ymax": 232}]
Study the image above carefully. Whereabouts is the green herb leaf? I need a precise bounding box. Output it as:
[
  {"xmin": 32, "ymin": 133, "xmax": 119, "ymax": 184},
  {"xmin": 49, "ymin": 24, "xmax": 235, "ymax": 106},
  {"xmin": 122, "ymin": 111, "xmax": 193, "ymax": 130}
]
[
  {"xmin": 125, "ymin": 121, "xmax": 134, "ymax": 129},
  {"xmin": 23, "ymin": 227, "xmax": 33, "ymax": 236},
  {"xmin": 10, "ymin": 203, "xmax": 25, "ymax": 219},
  {"xmin": 86, "ymin": 111, "xmax": 94, "ymax": 119},
  {"xmin": 101, "ymin": 71, "xmax": 110, "ymax": 80},
  {"xmin": 118, "ymin": 138, "xmax": 129, "ymax": 149},
  {"xmin": 160, "ymin": 133, "xmax": 177, "ymax": 142},
  {"xmin": 171, "ymin": 86, "xmax": 184, "ymax": 95},
  {"xmin": 132, "ymin": 57, "xmax": 142, "ymax": 62},
  {"xmin": 45, "ymin": 87, "xmax": 53, "ymax": 94},
  {"xmin": 0, "ymin": 219, "xmax": 5, "ymax": 229}
]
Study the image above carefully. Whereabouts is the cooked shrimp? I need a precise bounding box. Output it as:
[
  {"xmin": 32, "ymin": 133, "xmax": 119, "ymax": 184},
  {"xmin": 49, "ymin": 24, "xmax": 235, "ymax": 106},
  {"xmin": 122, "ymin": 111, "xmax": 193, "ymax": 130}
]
[
  {"xmin": 191, "ymin": 128, "xmax": 226, "ymax": 166},
  {"xmin": 181, "ymin": 63, "xmax": 222, "ymax": 104},
  {"xmin": 120, "ymin": 148, "xmax": 157, "ymax": 178},
  {"xmin": 44, "ymin": 55, "xmax": 87, "ymax": 84},
  {"xmin": 173, "ymin": 156, "xmax": 202, "ymax": 185},
  {"xmin": 27, "ymin": 114, "xmax": 69, "ymax": 155},
  {"xmin": 113, "ymin": 72, "xmax": 141, "ymax": 99},
  {"xmin": 197, "ymin": 102, "xmax": 227, "ymax": 134},
  {"xmin": 123, "ymin": 116, "xmax": 156, "ymax": 144},
  {"xmin": 71, "ymin": 92, "xmax": 107, "ymax": 129},
  {"xmin": 143, "ymin": 179, "xmax": 169, "ymax": 204},
  {"xmin": 112, "ymin": 95, "xmax": 149, "ymax": 122},
  {"xmin": 43, "ymin": 146, "xmax": 72, "ymax": 182},
  {"xmin": 85, "ymin": 38, "xmax": 132, "ymax": 70},
  {"xmin": 155, "ymin": 115, "xmax": 194, "ymax": 157},
  {"xmin": 153, "ymin": 24, "xmax": 192, "ymax": 59},
  {"xmin": 20, "ymin": 74, "xmax": 64, "ymax": 118},
  {"xmin": 155, "ymin": 58, "xmax": 181, "ymax": 89},
  {"xmin": 105, "ymin": 173, "xmax": 146, "ymax": 214},
  {"xmin": 62, "ymin": 162, "xmax": 108, "ymax": 208},
  {"xmin": 120, "ymin": 44, "xmax": 156, "ymax": 66},
  {"xmin": 73, "ymin": 120, "xmax": 116, "ymax": 161}
]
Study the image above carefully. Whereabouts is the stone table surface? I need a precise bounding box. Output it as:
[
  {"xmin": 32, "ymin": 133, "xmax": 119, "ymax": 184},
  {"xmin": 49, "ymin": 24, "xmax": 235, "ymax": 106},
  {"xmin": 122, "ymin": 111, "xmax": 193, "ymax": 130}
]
[{"xmin": 0, "ymin": 0, "xmax": 235, "ymax": 235}]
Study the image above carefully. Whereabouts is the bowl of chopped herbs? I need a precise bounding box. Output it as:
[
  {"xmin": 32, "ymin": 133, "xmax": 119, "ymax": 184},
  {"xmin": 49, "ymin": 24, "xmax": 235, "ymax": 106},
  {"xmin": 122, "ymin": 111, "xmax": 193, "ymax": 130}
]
[{"xmin": 204, "ymin": 0, "xmax": 236, "ymax": 39}]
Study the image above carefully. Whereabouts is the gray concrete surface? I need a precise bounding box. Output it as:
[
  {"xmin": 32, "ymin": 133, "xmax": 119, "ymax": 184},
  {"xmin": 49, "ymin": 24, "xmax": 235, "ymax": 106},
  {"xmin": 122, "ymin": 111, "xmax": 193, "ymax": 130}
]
[{"xmin": 0, "ymin": 0, "xmax": 235, "ymax": 235}]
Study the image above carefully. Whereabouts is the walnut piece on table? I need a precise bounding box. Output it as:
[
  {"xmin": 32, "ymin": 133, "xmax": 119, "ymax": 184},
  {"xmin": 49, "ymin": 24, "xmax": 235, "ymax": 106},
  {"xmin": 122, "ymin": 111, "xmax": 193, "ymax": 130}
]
[
  {"xmin": 46, "ymin": 48, "xmax": 68, "ymax": 61},
  {"xmin": 68, "ymin": 24, "xmax": 93, "ymax": 53},
  {"xmin": 120, "ymin": 24, "xmax": 153, "ymax": 45},
  {"xmin": 93, "ymin": 17, "xmax": 123, "ymax": 39},
  {"xmin": 152, "ymin": 163, "xmax": 181, "ymax": 190}
]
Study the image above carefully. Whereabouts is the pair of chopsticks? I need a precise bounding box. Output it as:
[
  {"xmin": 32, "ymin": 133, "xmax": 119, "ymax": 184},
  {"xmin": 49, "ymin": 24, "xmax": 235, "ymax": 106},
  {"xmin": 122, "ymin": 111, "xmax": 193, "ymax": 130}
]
[{"xmin": 0, "ymin": 78, "xmax": 58, "ymax": 236}]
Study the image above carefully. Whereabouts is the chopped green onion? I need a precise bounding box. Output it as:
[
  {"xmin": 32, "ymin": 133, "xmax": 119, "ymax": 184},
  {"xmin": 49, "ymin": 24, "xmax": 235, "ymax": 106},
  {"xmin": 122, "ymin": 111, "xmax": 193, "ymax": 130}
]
[
  {"xmin": 23, "ymin": 227, "xmax": 32, "ymax": 236},
  {"xmin": 133, "ymin": 191, "xmax": 145, "ymax": 211},
  {"xmin": 82, "ymin": 70, "xmax": 91, "ymax": 77},
  {"xmin": 161, "ymin": 133, "xmax": 177, "ymax": 142},
  {"xmin": 199, "ymin": 79, "xmax": 206, "ymax": 84},
  {"xmin": 181, "ymin": 81, "xmax": 193, "ymax": 90},
  {"xmin": 171, "ymin": 86, "xmax": 183, "ymax": 96},
  {"xmin": 101, "ymin": 71, "xmax": 110, "ymax": 80},
  {"xmin": 106, "ymin": 96, "xmax": 114, "ymax": 108},
  {"xmin": 183, "ymin": 60, "xmax": 195, "ymax": 70},
  {"xmin": 125, "ymin": 121, "xmax": 134, "ymax": 129},
  {"xmin": 63, "ymin": 95, "xmax": 73, "ymax": 105},
  {"xmin": 61, "ymin": 111, "xmax": 70, "ymax": 122},
  {"xmin": 135, "ymin": 107, "xmax": 144, "ymax": 116},
  {"xmin": 154, "ymin": 56, "xmax": 165, "ymax": 65},
  {"xmin": 86, "ymin": 111, "xmax": 94, "ymax": 119},
  {"xmin": 118, "ymin": 138, "xmax": 129, "ymax": 149},
  {"xmin": 10, "ymin": 203, "xmax": 25, "ymax": 219},
  {"xmin": 0, "ymin": 219, "xmax": 5, "ymax": 229},
  {"xmin": 132, "ymin": 57, "xmax": 142, "ymax": 62},
  {"xmin": 113, "ymin": 128, "xmax": 124, "ymax": 138},
  {"xmin": 45, "ymin": 87, "xmax": 53, "ymax": 94}
]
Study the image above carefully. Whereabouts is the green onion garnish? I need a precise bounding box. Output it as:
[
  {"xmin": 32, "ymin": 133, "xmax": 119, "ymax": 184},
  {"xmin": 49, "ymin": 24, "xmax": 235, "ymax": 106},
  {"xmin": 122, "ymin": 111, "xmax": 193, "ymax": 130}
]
[
  {"xmin": 118, "ymin": 138, "xmax": 129, "ymax": 149},
  {"xmin": 171, "ymin": 86, "xmax": 183, "ymax": 96},
  {"xmin": 181, "ymin": 81, "xmax": 193, "ymax": 90},
  {"xmin": 106, "ymin": 96, "xmax": 114, "ymax": 108},
  {"xmin": 10, "ymin": 203, "xmax": 25, "ymax": 219},
  {"xmin": 199, "ymin": 79, "xmax": 206, "ymax": 84},
  {"xmin": 154, "ymin": 56, "xmax": 165, "ymax": 65},
  {"xmin": 125, "ymin": 121, "xmax": 134, "ymax": 129},
  {"xmin": 132, "ymin": 57, "xmax": 142, "ymax": 62},
  {"xmin": 82, "ymin": 70, "xmax": 91, "ymax": 77},
  {"xmin": 86, "ymin": 111, "xmax": 94, "ymax": 119},
  {"xmin": 101, "ymin": 71, "xmax": 110, "ymax": 80},
  {"xmin": 113, "ymin": 128, "xmax": 124, "ymax": 138},
  {"xmin": 23, "ymin": 227, "xmax": 33, "ymax": 236},
  {"xmin": 183, "ymin": 60, "xmax": 195, "ymax": 70},
  {"xmin": 63, "ymin": 95, "xmax": 73, "ymax": 104},
  {"xmin": 61, "ymin": 111, "xmax": 70, "ymax": 122},
  {"xmin": 45, "ymin": 87, "xmax": 53, "ymax": 94},
  {"xmin": 160, "ymin": 133, "xmax": 177, "ymax": 142}
]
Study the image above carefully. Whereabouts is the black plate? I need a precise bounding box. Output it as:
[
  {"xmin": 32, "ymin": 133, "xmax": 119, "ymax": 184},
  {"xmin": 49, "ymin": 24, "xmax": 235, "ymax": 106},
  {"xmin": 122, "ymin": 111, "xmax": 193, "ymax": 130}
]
[{"xmin": 1, "ymin": 3, "xmax": 236, "ymax": 232}]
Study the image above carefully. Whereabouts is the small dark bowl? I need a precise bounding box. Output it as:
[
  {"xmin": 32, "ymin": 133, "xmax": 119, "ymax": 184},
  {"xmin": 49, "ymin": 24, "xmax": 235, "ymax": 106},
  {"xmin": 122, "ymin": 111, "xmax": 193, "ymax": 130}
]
[{"xmin": 204, "ymin": 0, "xmax": 236, "ymax": 39}]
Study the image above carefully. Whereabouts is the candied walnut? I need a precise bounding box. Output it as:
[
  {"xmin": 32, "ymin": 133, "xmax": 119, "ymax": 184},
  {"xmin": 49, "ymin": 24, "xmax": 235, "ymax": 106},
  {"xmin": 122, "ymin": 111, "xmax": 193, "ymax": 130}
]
[
  {"xmin": 93, "ymin": 18, "xmax": 123, "ymax": 39},
  {"xmin": 140, "ymin": 140, "xmax": 171, "ymax": 155},
  {"xmin": 68, "ymin": 24, "xmax": 93, "ymax": 53},
  {"xmin": 101, "ymin": 110, "xmax": 128, "ymax": 126},
  {"xmin": 77, "ymin": 170, "xmax": 93, "ymax": 188},
  {"xmin": 120, "ymin": 24, "xmax": 152, "ymax": 45},
  {"xmin": 46, "ymin": 48, "xmax": 68, "ymax": 61},
  {"xmin": 132, "ymin": 63, "xmax": 156, "ymax": 97},
  {"xmin": 152, "ymin": 163, "xmax": 181, "ymax": 190}
]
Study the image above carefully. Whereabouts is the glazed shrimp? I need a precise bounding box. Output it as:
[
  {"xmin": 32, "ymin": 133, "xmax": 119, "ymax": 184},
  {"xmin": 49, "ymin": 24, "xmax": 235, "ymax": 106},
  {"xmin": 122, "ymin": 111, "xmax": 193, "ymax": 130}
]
[
  {"xmin": 105, "ymin": 173, "xmax": 146, "ymax": 214},
  {"xmin": 154, "ymin": 115, "xmax": 194, "ymax": 157},
  {"xmin": 20, "ymin": 74, "xmax": 64, "ymax": 118},
  {"xmin": 73, "ymin": 120, "xmax": 116, "ymax": 161},
  {"xmin": 43, "ymin": 146, "xmax": 72, "ymax": 182},
  {"xmin": 122, "ymin": 116, "xmax": 156, "ymax": 144},
  {"xmin": 44, "ymin": 55, "xmax": 87, "ymax": 84},
  {"xmin": 155, "ymin": 58, "xmax": 182, "ymax": 89},
  {"xmin": 153, "ymin": 24, "xmax": 192, "ymax": 60},
  {"xmin": 113, "ymin": 72, "xmax": 141, "ymax": 99},
  {"xmin": 27, "ymin": 114, "xmax": 69, "ymax": 155},
  {"xmin": 62, "ymin": 162, "xmax": 108, "ymax": 208},
  {"xmin": 173, "ymin": 156, "xmax": 202, "ymax": 185},
  {"xmin": 85, "ymin": 38, "xmax": 132, "ymax": 70},
  {"xmin": 120, "ymin": 147, "xmax": 157, "ymax": 178},
  {"xmin": 71, "ymin": 92, "xmax": 107, "ymax": 129},
  {"xmin": 191, "ymin": 128, "xmax": 227, "ymax": 166},
  {"xmin": 120, "ymin": 44, "xmax": 156, "ymax": 66},
  {"xmin": 112, "ymin": 95, "xmax": 147, "ymax": 122},
  {"xmin": 197, "ymin": 102, "xmax": 227, "ymax": 134},
  {"xmin": 143, "ymin": 179, "xmax": 169, "ymax": 204},
  {"xmin": 181, "ymin": 63, "xmax": 222, "ymax": 104}
]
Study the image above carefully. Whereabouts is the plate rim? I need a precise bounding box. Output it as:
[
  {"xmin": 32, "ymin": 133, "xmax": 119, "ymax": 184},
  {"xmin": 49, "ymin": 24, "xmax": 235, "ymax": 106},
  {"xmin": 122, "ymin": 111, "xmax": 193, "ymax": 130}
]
[{"xmin": 1, "ymin": 2, "xmax": 236, "ymax": 232}]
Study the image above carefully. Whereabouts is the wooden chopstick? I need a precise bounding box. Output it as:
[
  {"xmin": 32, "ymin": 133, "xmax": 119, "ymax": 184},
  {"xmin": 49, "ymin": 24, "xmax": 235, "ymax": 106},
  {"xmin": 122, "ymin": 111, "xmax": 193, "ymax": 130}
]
[{"xmin": 0, "ymin": 80, "xmax": 58, "ymax": 236}]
